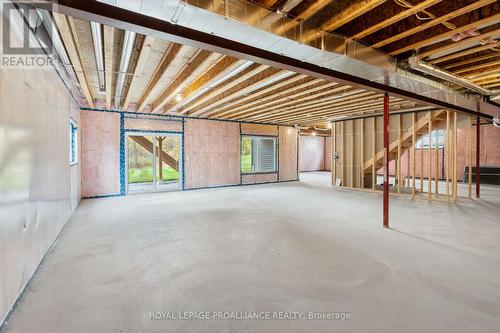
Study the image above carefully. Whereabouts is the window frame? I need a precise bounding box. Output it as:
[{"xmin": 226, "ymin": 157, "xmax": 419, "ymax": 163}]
[
  {"xmin": 240, "ymin": 135, "xmax": 278, "ymax": 174},
  {"xmin": 69, "ymin": 119, "xmax": 78, "ymax": 165}
]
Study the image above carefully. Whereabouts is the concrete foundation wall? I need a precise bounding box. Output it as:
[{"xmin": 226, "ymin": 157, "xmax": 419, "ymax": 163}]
[{"xmin": 0, "ymin": 32, "xmax": 81, "ymax": 325}]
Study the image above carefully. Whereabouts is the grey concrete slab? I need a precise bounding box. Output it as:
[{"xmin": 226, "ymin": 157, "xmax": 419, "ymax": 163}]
[{"xmin": 4, "ymin": 172, "xmax": 500, "ymax": 333}]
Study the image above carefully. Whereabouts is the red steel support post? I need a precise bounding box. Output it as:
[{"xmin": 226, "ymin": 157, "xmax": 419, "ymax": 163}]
[
  {"xmin": 476, "ymin": 117, "xmax": 480, "ymax": 198},
  {"xmin": 383, "ymin": 93, "xmax": 389, "ymax": 228}
]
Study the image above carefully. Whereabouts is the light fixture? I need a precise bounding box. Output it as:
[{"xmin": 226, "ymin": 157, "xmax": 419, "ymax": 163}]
[
  {"xmin": 327, "ymin": 122, "xmax": 332, "ymax": 129},
  {"xmin": 312, "ymin": 131, "xmax": 316, "ymax": 136},
  {"xmin": 175, "ymin": 93, "xmax": 183, "ymax": 102}
]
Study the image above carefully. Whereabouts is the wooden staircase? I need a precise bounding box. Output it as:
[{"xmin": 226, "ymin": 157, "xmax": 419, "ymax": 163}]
[
  {"xmin": 363, "ymin": 110, "xmax": 446, "ymax": 188},
  {"xmin": 130, "ymin": 136, "xmax": 179, "ymax": 171}
]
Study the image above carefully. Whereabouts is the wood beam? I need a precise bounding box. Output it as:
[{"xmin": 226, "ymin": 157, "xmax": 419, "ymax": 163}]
[
  {"xmin": 442, "ymin": 52, "xmax": 500, "ymax": 70},
  {"xmin": 454, "ymin": 60, "xmax": 500, "ymax": 75},
  {"xmin": 122, "ymin": 35, "xmax": 154, "ymax": 110},
  {"xmin": 372, "ymin": 0, "xmax": 496, "ymax": 49},
  {"xmin": 103, "ymin": 25, "xmax": 115, "ymax": 109},
  {"xmin": 420, "ymin": 27, "xmax": 500, "ymax": 59},
  {"xmin": 162, "ymin": 56, "xmax": 239, "ymax": 113},
  {"xmin": 181, "ymin": 64, "xmax": 270, "ymax": 115},
  {"xmin": 262, "ymin": 99, "xmax": 410, "ymax": 124},
  {"xmin": 319, "ymin": 0, "xmax": 386, "ymax": 33},
  {"xmin": 247, "ymin": 91, "xmax": 380, "ymax": 121},
  {"xmin": 390, "ymin": 13, "xmax": 500, "ymax": 56},
  {"xmin": 190, "ymin": 67, "xmax": 284, "ymax": 117},
  {"xmin": 429, "ymin": 44, "xmax": 500, "ymax": 64},
  {"xmin": 136, "ymin": 43, "xmax": 184, "ymax": 111},
  {"xmin": 53, "ymin": 14, "xmax": 94, "ymax": 107},
  {"xmin": 258, "ymin": 98, "xmax": 408, "ymax": 124},
  {"xmin": 151, "ymin": 50, "xmax": 215, "ymax": 113},
  {"xmin": 211, "ymin": 74, "xmax": 311, "ymax": 118},
  {"xmin": 224, "ymin": 81, "xmax": 340, "ymax": 119},
  {"xmin": 352, "ymin": 0, "xmax": 442, "ymax": 40},
  {"xmin": 255, "ymin": 95, "xmax": 403, "ymax": 122}
]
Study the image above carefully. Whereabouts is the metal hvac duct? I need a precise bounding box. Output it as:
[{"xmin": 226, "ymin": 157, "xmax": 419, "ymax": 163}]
[
  {"xmin": 90, "ymin": 22, "xmax": 106, "ymax": 91},
  {"xmin": 408, "ymin": 56, "xmax": 500, "ymax": 97},
  {"xmin": 89, "ymin": 0, "xmax": 498, "ymax": 117},
  {"xmin": 114, "ymin": 30, "xmax": 136, "ymax": 109}
]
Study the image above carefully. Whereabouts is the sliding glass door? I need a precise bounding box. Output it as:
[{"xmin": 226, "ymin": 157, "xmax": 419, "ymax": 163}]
[{"xmin": 126, "ymin": 133, "xmax": 181, "ymax": 193}]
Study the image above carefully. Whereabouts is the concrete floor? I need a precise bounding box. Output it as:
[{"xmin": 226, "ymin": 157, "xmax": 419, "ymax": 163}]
[{"xmin": 4, "ymin": 172, "xmax": 500, "ymax": 332}]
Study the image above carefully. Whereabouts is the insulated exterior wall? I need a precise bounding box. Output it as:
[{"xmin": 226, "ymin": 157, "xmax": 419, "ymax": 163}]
[
  {"xmin": 240, "ymin": 123, "xmax": 278, "ymax": 136},
  {"xmin": 299, "ymin": 136, "xmax": 324, "ymax": 171},
  {"xmin": 241, "ymin": 173, "xmax": 278, "ymax": 184},
  {"xmin": 0, "ymin": 24, "xmax": 81, "ymax": 325},
  {"xmin": 279, "ymin": 126, "xmax": 299, "ymax": 181},
  {"xmin": 184, "ymin": 119, "xmax": 240, "ymax": 189},
  {"xmin": 124, "ymin": 117, "xmax": 182, "ymax": 132},
  {"xmin": 81, "ymin": 111, "xmax": 121, "ymax": 197}
]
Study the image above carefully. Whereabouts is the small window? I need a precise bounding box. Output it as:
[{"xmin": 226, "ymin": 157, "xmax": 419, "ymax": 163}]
[
  {"xmin": 69, "ymin": 120, "xmax": 78, "ymax": 165},
  {"xmin": 241, "ymin": 136, "xmax": 277, "ymax": 173},
  {"xmin": 416, "ymin": 129, "xmax": 444, "ymax": 149}
]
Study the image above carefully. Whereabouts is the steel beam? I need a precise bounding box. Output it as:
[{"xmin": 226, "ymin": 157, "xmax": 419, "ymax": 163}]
[
  {"xmin": 476, "ymin": 116, "xmax": 481, "ymax": 198},
  {"xmin": 383, "ymin": 93, "xmax": 389, "ymax": 228}
]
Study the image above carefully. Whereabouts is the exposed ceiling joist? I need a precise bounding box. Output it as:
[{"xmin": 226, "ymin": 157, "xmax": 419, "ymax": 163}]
[
  {"xmin": 122, "ymin": 35, "xmax": 154, "ymax": 110},
  {"xmin": 372, "ymin": 0, "xmax": 496, "ymax": 49},
  {"xmin": 318, "ymin": 0, "xmax": 387, "ymax": 32},
  {"xmin": 442, "ymin": 52, "xmax": 500, "ymax": 70},
  {"xmin": 251, "ymin": 92, "xmax": 386, "ymax": 122},
  {"xmin": 180, "ymin": 64, "xmax": 269, "ymax": 115},
  {"xmin": 221, "ymin": 80, "xmax": 337, "ymax": 119},
  {"xmin": 390, "ymin": 12, "xmax": 500, "ymax": 56},
  {"xmin": 352, "ymin": 0, "xmax": 442, "ymax": 40},
  {"xmin": 136, "ymin": 43, "xmax": 184, "ymax": 111},
  {"xmin": 238, "ymin": 90, "xmax": 377, "ymax": 121},
  {"xmin": 194, "ymin": 70, "xmax": 294, "ymax": 117},
  {"xmin": 53, "ymin": 14, "xmax": 95, "ymax": 107},
  {"xmin": 224, "ymin": 82, "xmax": 343, "ymax": 119},
  {"xmin": 151, "ymin": 50, "xmax": 218, "ymax": 113},
  {"xmin": 189, "ymin": 67, "xmax": 283, "ymax": 117},
  {"xmin": 210, "ymin": 74, "xmax": 309, "ymax": 118},
  {"xmin": 103, "ymin": 25, "xmax": 114, "ymax": 109},
  {"xmin": 429, "ymin": 44, "xmax": 500, "ymax": 64},
  {"xmin": 420, "ymin": 27, "xmax": 500, "ymax": 59},
  {"xmin": 454, "ymin": 59, "xmax": 500, "ymax": 75},
  {"xmin": 162, "ymin": 56, "xmax": 240, "ymax": 113}
]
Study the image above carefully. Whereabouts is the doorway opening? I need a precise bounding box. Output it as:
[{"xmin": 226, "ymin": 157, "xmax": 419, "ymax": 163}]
[{"xmin": 126, "ymin": 133, "xmax": 182, "ymax": 193}]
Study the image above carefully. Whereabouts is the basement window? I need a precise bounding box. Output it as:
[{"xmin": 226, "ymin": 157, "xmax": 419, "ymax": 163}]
[
  {"xmin": 69, "ymin": 120, "xmax": 78, "ymax": 165},
  {"xmin": 241, "ymin": 136, "xmax": 277, "ymax": 173},
  {"xmin": 416, "ymin": 129, "xmax": 444, "ymax": 149}
]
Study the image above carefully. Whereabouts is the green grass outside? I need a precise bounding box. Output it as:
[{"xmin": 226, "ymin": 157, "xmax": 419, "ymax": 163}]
[
  {"xmin": 241, "ymin": 154, "xmax": 252, "ymax": 173},
  {"xmin": 128, "ymin": 166, "xmax": 179, "ymax": 183}
]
